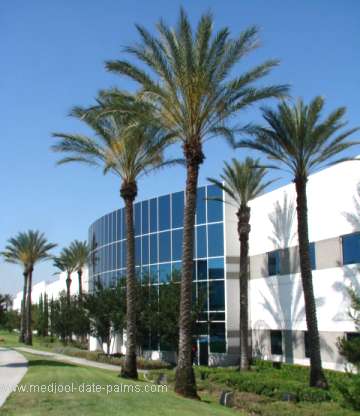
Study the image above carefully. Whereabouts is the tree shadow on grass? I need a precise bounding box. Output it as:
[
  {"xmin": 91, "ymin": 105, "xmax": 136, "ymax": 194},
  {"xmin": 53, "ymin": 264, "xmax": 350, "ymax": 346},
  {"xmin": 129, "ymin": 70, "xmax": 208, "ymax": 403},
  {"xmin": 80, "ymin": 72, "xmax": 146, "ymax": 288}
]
[{"xmin": 28, "ymin": 359, "xmax": 77, "ymax": 368}]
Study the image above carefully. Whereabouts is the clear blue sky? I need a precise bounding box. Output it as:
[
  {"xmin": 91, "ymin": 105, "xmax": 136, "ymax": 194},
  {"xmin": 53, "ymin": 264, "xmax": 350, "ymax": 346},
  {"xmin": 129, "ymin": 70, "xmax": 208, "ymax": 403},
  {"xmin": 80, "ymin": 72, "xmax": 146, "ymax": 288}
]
[{"xmin": 1, "ymin": 0, "xmax": 359, "ymax": 295}]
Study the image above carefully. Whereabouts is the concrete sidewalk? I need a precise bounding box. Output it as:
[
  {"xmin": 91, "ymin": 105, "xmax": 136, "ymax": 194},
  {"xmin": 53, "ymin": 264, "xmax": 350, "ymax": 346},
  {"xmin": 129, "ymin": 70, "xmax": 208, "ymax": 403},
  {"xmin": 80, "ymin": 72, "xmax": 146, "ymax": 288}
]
[
  {"xmin": 0, "ymin": 347, "xmax": 28, "ymax": 407},
  {"xmin": 15, "ymin": 347, "xmax": 130, "ymax": 373}
]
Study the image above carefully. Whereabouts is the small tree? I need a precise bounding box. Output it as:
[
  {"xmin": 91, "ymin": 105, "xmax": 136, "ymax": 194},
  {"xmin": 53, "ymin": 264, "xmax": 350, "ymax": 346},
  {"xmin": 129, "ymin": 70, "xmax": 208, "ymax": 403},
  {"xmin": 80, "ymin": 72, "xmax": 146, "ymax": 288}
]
[{"xmin": 85, "ymin": 282, "xmax": 126, "ymax": 355}]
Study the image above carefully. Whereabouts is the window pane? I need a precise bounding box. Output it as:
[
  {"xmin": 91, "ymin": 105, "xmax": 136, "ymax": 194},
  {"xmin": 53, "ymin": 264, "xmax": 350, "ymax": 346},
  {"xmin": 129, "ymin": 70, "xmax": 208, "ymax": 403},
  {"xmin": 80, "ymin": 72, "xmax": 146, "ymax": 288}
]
[
  {"xmin": 121, "ymin": 208, "xmax": 126, "ymax": 240},
  {"xmin": 309, "ymin": 242, "xmax": 316, "ymax": 270},
  {"xmin": 172, "ymin": 191, "xmax": 184, "ymax": 228},
  {"xmin": 196, "ymin": 225, "xmax": 207, "ymax": 258},
  {"xmin": 135, "ymin": 237, "xmax": 141, "ymax": 266},
  {"xmin": 122, "ymin": 240, "xmax": 126, "ymax": 269},
  {"xmin": 142, "ymin": 265, "xmax": 149, "ymax": 285},
  {"xmin": 196, "ymin": 187, "xmax": 206, "ymax": 224},
  {"xmin": 209, "ymin": 281, "xmax": 224, "ymax": 310},
  {"xmin": 150, "ymin": 265, "xmax": 158, "ymax": 284},
  {"xmin": 208, "ymin": 223, "xmax": 224, "ymax": 257},
  {"xmin": 159, "ymin": 263, "xmax": 172, "ymax": 283},
  {"xmin": 150, "ymin": 198, "xmax": 158, "ymax": 233},
  {"xmin": 210, "ymin": 322, "xmax": 226, "ymax": 353},
  {"xmin": 159, "ymin": 231, "xmax": 171, "ymax": 262},
  {"xmin": 142, "ymin": 235, "xmax": 149, "ymax": 265},
  {"xmin": 159, "ymin": 195, "xmax": 170, "ymax": 230},
  {"xmin": 109, "ymin": 213, "xmax": 113, "ymax": 243},
  {"xmin": 150, "ymin": 233, "xmax": 158, "ymax": 264},
  {"xmin": 207, "ymin": 184, "xmax": 223, "ymax": 223},
  {"xmin": 116, "ymin": 242, "xmax": 121, "ymax": 269},
  {"xmin": 197, "ymin": 260, "xmax": 207, "ymax": 280},
  {"xmin": 114, "ymin": 210, "xmax": 119, "ymax": 241},
  {"xmin": 268, "ymin": 250, "xmax": 281, "ymax": 276},
  {"xmin": 342, "ymin": 233, "xmax": 360, "ymax": 265},
  {"xmin": 142, "ymin": 200, "xmax": 149, "ymax": 234},
  {"xmin": 135, "ymin": 203, "xmax": 141, "ymax": 236},
  {"xmin": 172, "ymin": 261, "xmax": 182, "ymax": 282},
  {"xmin": 209, "ymin": 258, "xmax": 224, "ymax": 279},
  {"xmin": 104, "ymin": 215, "xmax": 109, "ymax": 244},
  {"xmin": 270, "ymin": 330, "xmax": 283, "ymax": 355},
  {"xmin": 172, "ymin": 228, "xmax": 183, "ymax": 261},
  {"xmin": 197, "ymin": 281, "xmax": 208, "ymax": 311}
]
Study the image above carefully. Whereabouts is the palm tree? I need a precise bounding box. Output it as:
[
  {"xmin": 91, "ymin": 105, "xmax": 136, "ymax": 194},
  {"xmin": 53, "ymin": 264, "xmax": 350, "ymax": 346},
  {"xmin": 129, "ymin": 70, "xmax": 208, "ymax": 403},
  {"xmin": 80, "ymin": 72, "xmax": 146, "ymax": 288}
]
[
  {"xmin": 239, "ymin": 96, "xmax": 359, "ymax": 388},
  {"xmin": 51, "ymin": 93, "xmax": 176, "ymax": 380},
  {"xmin": 68, "ymin": 240, "xmax": 90, "ymax": 302},
  {"xmin": 53, "ymin": 248, "xmax": 77, "ymax": 306},
  {"xmin": 105, "ymin": 8, "xmax": 289, "ymax": 397},
  {"xmin": 208, "ymin": 158, "xmax": 273, "ymax": 370},
  {"xmin": 1, "ymin": 231, "xmax": 56, "ymax": 345}
]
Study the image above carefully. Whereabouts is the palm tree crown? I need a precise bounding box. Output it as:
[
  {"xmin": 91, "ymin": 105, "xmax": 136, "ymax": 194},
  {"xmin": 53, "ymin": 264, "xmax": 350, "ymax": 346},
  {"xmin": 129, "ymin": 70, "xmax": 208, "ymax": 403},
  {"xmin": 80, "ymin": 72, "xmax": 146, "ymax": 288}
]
[
  {"xmin": 208, "ymin": 157, "xmax": 273, "ymax": 207},
  {"xmin": 239, "ymin": 97, "xmax": 359, "ymax": 178},
  {"xmin": 68, "ymin": 240, "xmax": 90, "ymax": 270},
  {"xmin": 52, "ymin": 93, "xmax": 177, "ymax": 191},
  {"xmin": 106, "ymin": 9, "xmax": 289, "ymax": 151},
  {"xmin": 2, "ymin": 230, "xmax": 56, "ymax": 270},
  {"xmin": 53, "ymin": 248, "xmax": 77, "ymax": 276}
]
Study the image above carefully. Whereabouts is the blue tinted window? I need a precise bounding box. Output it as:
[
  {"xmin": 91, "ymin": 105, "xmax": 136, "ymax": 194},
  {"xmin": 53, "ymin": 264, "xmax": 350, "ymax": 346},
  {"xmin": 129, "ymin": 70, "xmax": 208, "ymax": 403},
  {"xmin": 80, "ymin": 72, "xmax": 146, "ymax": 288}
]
[
  {"xmin": 207, "ymin": 185, "xmax": 223, "ymax": 222},
  {"xmin": 172, "ymin": 229, "xmax": 183, "ymax": 261},
  {"xmin": 112, "ymin": 244, "xmax": 116, "ymax": 270},
  {"xmin": 104, "ymin": 215, "xmax": 109, "ymax": 244},
  {"xmin": 342, "ymin": 233, "xmax": 360, "ymax": 265},
  {"xmin": 159, "ymin": 232, "xmax": 171, "ymax": 262},
  {"xmin": 116, "ymin": 242, "xmax": 121, "ymax": 269},
  {"xmin": 142, "ymin": 201, "xmax": 149, "ymax": 234},
  {"xmin": 196, "ymin": 225, "xmax": 207, "ymax": 258},
  {"xmin": 114, "ymin": 211, "xmax": 119, "ymax": 241},
  {"xmin": 198, "ymin": 281, "xmax": 208, "ymax": 311},
  {"xmin": 150, "ymin": 265, "xmax": 158, "ymax": 283},
  {"xmin": 122, "ymin": 240, "xmax": 126, "ymax": 269},
  {"xmin": 150, "ymin": 233, "xmax": 158, "ymax": 264},
  {"xmin": 172, "ymin": 192, "xmax": 184, "ymax": 228},
  {"xmin": 159, "ymin": 263, "xmax": 172, "ymax": 283},
  {"xmin": 142, "ymin": 265, "xmax": 149, "ymax": 284},
  {"xmin": 197, "ymin": 260, "xmax": 207, "ymax": 280},
  {"xmin": 116, "ymin": 210, "xmax": 122, "ymax": 241},
  {"xmin": 142, "ymin": 235, "xmax": 149, "ymax": 265},
  {"xmin": 268, "ymin": 250, "xmax": 281, "ymax": 275},
  {"xmin": 150, "ymin": 198, "xmax": 157, "ymax": 232},
  {"xmin": 209, "ymin": 258, "xmax": 224, "ymax": 279},
  {"xmin": 196, "ymin": 187, "xmax": 206, "ymax": 224},
  {"xmin": 134, "ymin": 203, "xmax": 141, "ymax": 236},
  {"xmin": 109, "ymin": 213, "xmax": 113, "ymax": 242},
  {"xmin": 309, "ymin": 242, "xmax": 316, "ymax": 270},
  {"xmin": 121, "ymin": 209, "xmax": 126, "ymax": 239},
  {"xmin": 135, "ymin": 237, "xmax": 141, "ymax": 266},
  {"xmin": 209, "ymin": 281, "xmax": 225, "ymax": 310},
  {"xmin": 210, "ymin": 322, "xmax": 226, "ymax": 353},
  {"xmin": 159, "ymin": 195, "xmax": 170, "ymax": 231},
  {"xmin": 208, "ymin": 224, "xmax": 224, "ymax": 257},
  {"xmin": 172, "ymin": 261, "xmax": 182, "ymax": 282},
  {"xmin": 136, "ymin": 266, "xmax": 141, "ymax": 282}
]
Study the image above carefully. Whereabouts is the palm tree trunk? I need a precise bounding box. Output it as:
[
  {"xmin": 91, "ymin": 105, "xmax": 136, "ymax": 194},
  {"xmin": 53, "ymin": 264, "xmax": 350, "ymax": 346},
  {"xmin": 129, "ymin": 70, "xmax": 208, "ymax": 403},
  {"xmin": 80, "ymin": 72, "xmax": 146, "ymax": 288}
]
[
  {"xmin": 295, "ymin": 176, "xmax": 328, "ymax": 388},
  {"xmin": 66, "ymin": 274, "xmax": 72, "ymax": 305},
  {"xmin": 175, "ymin": 142, "xmax": 204, "ymax": 399},
  {"xmin": 19, "ymin": 270, "xmax": 28, "ymax": 343},
  {"xmin": 238, "ymin": 205, "xmax": 251, "ymax": 371},
  {"xmin": 77, "ymin": 268, "xmax": 83, "ymax": 302},
  {"xmin": 120, "ymin": 182, "xmax": 138, "ymax": 379},
  {"xmin": 25, "ymin": 267, "xmax": 33, "ymax": 346}
]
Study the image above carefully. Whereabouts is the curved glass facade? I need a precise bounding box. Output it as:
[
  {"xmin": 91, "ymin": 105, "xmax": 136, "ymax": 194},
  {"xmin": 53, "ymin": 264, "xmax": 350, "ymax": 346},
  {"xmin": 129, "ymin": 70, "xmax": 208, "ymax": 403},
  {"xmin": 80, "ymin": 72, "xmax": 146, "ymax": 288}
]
[{"xmin": 88, "ymin": 184, "xmax": 226, "ymax": 354}]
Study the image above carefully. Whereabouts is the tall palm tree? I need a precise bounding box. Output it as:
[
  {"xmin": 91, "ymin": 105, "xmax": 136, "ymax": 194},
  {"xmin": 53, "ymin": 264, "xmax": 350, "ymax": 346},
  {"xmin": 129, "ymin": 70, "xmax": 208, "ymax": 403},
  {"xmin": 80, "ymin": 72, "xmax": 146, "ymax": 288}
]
[
  {"xmin": 51, "ymin": 94, "xmax": 177, "ymax": 380},
  {"xmin": 2, "ymin": 231, "xmax": 56, "ymax": 345},
  {"xmin": 68, "ymin": 240, "xmax": 90, "ymax": 302},
  {"xmin": 208, "ymin": 158, "xmax": 273, "ymax": 370},
  {"xmin": 105, "ymin": 8, "xmax": 289, "ymax": 397},
  {"xmin": 239, "ymin": 96, "xmax": 359, "ymax": 388},
  {"xmin": 1, "ymin": 236, "xmax": 30, "ymax": 342},
  {"xmin": 53, "ymin": 248, "xmax": 77, "ymax": 306}
]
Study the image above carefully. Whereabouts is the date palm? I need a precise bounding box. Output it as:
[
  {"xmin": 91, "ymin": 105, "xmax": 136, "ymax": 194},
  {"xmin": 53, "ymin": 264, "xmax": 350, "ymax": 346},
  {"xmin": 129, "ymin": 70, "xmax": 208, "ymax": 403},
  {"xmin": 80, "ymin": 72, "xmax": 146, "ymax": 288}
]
[
  {"xmin": 1, "ymin": 231, "xmax": 56, "ymax": 345},
  {"xmin": 53, "ymin": 248, "xmax": 77, "ymax": 306},
  {"xmin": 208, "ymin": 158, "xmax": 273, "ymax": 370},
  {"xmin": 239, "ymin": 97, "xmax": 359, "ymax": 388},
  {"xmin": 52, "ymin": 94, "xmax": 176, "ymax": 379},
  {"xmin": 68, "ymin": 240, "xmax": 90, "ymax": 302},
  {"xmin": 105, "ymin": 8, "xmax": 289, "ymax": 397}
]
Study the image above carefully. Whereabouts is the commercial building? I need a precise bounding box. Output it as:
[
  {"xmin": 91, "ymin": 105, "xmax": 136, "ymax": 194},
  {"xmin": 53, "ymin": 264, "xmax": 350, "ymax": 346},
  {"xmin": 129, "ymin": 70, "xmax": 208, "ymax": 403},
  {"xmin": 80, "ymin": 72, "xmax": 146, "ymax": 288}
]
[{"xmin": 88, "ymin": 159, "xmax": 360, "ymax": 370}]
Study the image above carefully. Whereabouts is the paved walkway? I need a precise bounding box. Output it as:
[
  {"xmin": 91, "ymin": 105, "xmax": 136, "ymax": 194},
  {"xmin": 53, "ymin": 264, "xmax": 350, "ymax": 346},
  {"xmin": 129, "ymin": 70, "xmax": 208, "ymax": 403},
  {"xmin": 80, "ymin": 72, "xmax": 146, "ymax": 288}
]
[
  {"xmin": 15, "ymin": 347, "xmax": 135, "ymax": 373},
  {"xmin": 0, "ymin": 347, "xmax": 28, "ymax": 407}
]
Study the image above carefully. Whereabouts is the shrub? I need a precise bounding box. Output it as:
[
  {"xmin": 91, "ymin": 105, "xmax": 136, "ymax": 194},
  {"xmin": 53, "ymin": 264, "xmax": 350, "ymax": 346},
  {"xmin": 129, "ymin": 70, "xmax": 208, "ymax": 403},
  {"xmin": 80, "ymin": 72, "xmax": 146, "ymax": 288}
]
[{"xmin": 336, "ymin": 374, "xmax": 360, "ymax": 411}]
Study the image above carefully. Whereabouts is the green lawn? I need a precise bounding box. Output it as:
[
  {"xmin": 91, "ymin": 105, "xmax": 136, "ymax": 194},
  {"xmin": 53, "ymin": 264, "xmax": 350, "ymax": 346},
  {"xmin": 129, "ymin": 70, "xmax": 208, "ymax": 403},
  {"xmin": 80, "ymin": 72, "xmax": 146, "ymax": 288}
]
[{"xmin": 1, "ymin": 352, "xmax": 239, "ymax": 416}]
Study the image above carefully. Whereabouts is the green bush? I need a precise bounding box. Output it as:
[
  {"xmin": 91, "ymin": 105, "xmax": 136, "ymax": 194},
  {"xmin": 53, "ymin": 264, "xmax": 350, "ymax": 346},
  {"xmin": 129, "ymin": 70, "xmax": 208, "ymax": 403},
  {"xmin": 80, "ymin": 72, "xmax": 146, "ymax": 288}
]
[{"xmin": 337, "ymin": 374, "xmax": 360, "ymax": 411}]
